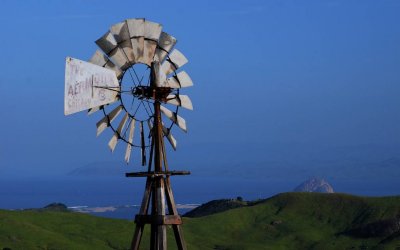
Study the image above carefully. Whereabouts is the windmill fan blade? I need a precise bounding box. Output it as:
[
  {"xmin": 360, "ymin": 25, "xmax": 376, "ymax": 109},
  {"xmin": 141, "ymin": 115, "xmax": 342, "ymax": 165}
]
[
  {"xmin": 126, "ymin": 18, "xmax": 145, "ymax": 64},
  {"xmin": 87, "ymin": 98, "xmax": 119, "ymax": 115},
  {"xmin": 150, "ymin": 61, "xmax": 167, "ymax": 88},
  {"xmin": 160, "ymin": 105, "xmax": 187, "ymax": 132},
  {"xmin": 144, "ymin": 20, "xmax": 163, "ymax": 41},
  {"xmin": 65, "ymin": 57, "xmax": 120, "ymax": 115},
  {"xmin": 143, "ymin": 20, "xmax": 162, "ymax": 66},
  {"xmin": 110, "ymin": 21, "xmax": 135, "ymax": 63},
  {"xmin": 89, "ymin": 50, "xmax": 123, "ymax": 79},
  {"xmin": 165, "ymin": 71, "xmax": 193, "ymax": 88},
  {"xmin": 156, "ymin": 32, "xmax": 176, "ymax": 63},
  {"xmin": 108, "ymin": 113, "xmax": 129, "ymax": 152},
  {"xmin": 96, "ymin": 105, "xmax": 123, "ymax": 136},
  {"xmin": 124, "ymin": 118, "xmax": 136, "ymax": 163},
  {"xmin": 162, "ymin": 126, "xmax": 177, "ymax": 150},
  {"xmin": 88, "ymin": 106, "xmax": 102, "ymax": 115},
  {"xmin": 161, "ymin": 49, "xmax": 188, "ymax": 75},
  {"xmin": 95, "ymin": 31, "xmax": 130, "ymax": 70},
  {"xmin": 140, "ymin": 121, "xmax": 146, "ymax": 166},
  {"xmin": 166, "ymin": 94, "xmax": 193, "ymax": 110}
]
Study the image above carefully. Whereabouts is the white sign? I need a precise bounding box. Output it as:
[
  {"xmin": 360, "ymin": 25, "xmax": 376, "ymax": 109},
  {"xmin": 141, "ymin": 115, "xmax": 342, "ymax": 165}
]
[{"xmin": 64, "ymin": 57, "xmax": 120, "ymax": 115}]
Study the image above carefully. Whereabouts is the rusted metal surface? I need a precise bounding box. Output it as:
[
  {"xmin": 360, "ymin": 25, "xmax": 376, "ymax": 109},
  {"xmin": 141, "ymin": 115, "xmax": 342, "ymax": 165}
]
[
  {"xmin": 135, "ymin": 215, "xmax": 182, "ymax": 225},
  {"xmin": 126, "ymin": 171, "xmax": 190, "ymax": 177},
  {"xmin": 64, "ymin": 57, "xmax": 120, "ymax": 115}
]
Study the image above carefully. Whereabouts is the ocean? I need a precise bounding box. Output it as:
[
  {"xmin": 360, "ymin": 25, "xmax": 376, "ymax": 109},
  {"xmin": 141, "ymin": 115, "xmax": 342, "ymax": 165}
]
[{"xmin": 0, "ymin": 175, "xmax": 399, "ymax": 219}]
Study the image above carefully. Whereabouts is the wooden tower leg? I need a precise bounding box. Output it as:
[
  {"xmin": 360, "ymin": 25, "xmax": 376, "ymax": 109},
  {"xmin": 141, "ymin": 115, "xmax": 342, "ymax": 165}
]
[
  {"xmin": 128, "ymin": 64, "xmax": 189, "ymax": 249},
  {"xmin": 165, "ymin": 177, "xmax": 187, "ymax": 250},
  {"xmin": 131, "ymin": 178, "xmax": 152, "ymax": 249}
]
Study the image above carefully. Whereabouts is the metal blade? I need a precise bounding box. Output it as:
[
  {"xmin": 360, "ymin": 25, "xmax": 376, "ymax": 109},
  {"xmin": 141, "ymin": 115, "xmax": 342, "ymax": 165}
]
[
  {"xmin": 162, "ymin": 126, "xmax": 177, "ymax": 150},
  {"xmin": 124, "ymin": 118, "xmax": 136, "ymax": 163},
  {"xmin": 144, "ymin": 40, "xmax": 157, "ymax": 66},
  {"xmin": 96, "ymin": 105, "xmax": 123, "ymax": 136},
  {"xmin": 95, "ymin": 31, "xmax": 130, "ymax": 70},
  {"xmin": 89, "ymin": 50, "xmax": 123, "ymax": 79},
  {"xmin": 87, "ymin": 98, "xmax": 119, "ymax": 115},
  {"xmin": 88, "ymin": 106, "xmax": 102, "ymax": 115},
  {"xmin": 143, "ymin": 20, "xmax": 162, "ymax": 65},
  {"xmin": 140, "ymin": 121, "xmax": 146, "ymax": 166},
  {"xmin": 65, "ymin": 57, "xmax": 120, "ymax": 115},
  {"xmin": 165, "ymin": 71, "xmax": 193, "ymax": 88},
  {"xmin": 166, "ymin": 94, "xmax": 193, "ymax": 110},
  {"xmin": 160, "ymin": 105, "xmax": 187, "ymax": 132},
  {"xmin": 161, "ymin": 49, "xmax": 188, "ymax": 75},
  {"xmin": 110, "ymin": 21, "xmax": 130, "ymax": 42},
  {"xmin": 108, "ymin": 113, "xmax": 129, "ymax": 152},
  {"xmin": 156, "ymin": 32, "xmax": 176, "ymax": 62},
  {"xmin": 110, "ymin": 21, "xmax": 135, "ymax": 63},
  {"xmin": 144, "ymin": 20, "xmax": 162, "ymax": 41},
  {"xmin": 127, "ymin": 18, "xmax": 145, "ymax": 37},
  {"xmin": 126, "ymin": 18, "xmax": 145, "ymax": 64},
  {"xmin": 150, "ymin": 61, "xmax": 167, "ymax": 87}
]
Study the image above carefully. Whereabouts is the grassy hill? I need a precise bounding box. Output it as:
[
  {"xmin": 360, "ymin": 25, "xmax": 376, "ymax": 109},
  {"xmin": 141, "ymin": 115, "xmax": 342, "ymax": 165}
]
[{"xmin": 1, "ymin": 192, "xmax": 400, "ymax": 249}]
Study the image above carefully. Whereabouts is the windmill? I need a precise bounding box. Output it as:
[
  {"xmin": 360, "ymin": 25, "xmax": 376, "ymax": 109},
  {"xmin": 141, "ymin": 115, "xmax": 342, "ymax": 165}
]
[{"xmin": 64, "ymin": 18, "xmax": 193, "ymax": 250}]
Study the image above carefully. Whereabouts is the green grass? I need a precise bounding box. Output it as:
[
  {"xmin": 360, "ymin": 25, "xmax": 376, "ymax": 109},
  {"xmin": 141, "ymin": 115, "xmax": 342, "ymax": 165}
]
[{"xmin": 1, "ymin": 192, "xmax": 400, "ymax": 249}]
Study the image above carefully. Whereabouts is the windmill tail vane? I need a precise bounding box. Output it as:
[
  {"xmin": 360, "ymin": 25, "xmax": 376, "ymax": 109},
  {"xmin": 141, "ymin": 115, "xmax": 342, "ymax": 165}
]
[{"xmin": 64, "ymin": 18, "xmax": 193, "ymax": 250}]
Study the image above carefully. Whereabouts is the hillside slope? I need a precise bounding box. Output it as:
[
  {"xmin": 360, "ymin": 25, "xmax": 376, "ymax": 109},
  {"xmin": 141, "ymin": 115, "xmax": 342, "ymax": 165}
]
[{"xmin": 1, "ymin": 193, "xmax": 400, "ymax": 250}]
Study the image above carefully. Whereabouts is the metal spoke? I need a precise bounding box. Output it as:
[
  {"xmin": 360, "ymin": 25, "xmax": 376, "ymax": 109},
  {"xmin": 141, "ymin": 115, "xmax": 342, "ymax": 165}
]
[
  {"xmin": 130, "ymin": 93, "xmax": 136, "ymax": 110},
  {"xmin": 133, "ymin": 101, "xmax": 143, "ymax": 116},
  {"xmin": 141, "ymin": 100, "xmax": 152, "ymax": 117},
  {"xmin": 117, "ymin": 44, "xmax": 138, "ymax": 88},
  {"xmin": 93, "ymin": 86, "xmax": 131, "ymax": 93}
]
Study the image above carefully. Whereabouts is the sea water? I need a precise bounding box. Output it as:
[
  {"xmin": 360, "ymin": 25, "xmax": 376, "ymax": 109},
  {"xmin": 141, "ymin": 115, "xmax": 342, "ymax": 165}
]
[{"xmin": 0, "ymin": 176, "xmax": 398, "ymax": 219}]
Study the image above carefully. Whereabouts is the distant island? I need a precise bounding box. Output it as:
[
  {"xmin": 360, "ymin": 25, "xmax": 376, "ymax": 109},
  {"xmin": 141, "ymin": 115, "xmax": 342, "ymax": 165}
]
[{"xmin": 294, "ymin": 177, "xmax": 334, "ymax": 193}]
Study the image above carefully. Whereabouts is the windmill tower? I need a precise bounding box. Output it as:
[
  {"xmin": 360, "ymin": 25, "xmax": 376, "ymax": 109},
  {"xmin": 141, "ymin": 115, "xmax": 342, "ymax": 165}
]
[{"xmin": 64, "ymin": 18, "xmax": 193, "ymax": 250}]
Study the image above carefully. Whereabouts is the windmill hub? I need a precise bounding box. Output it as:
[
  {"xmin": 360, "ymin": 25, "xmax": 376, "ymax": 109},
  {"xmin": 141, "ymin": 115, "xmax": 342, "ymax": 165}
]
[{"xmin": 132, "ymin": 86, "xmax": 172, "ymax": 101}]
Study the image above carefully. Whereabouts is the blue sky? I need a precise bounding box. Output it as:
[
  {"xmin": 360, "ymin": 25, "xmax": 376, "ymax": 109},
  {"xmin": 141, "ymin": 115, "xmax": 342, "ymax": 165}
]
[{"xmin": 0, "ymin": 0, "xmax": 399, "ymax": 180}]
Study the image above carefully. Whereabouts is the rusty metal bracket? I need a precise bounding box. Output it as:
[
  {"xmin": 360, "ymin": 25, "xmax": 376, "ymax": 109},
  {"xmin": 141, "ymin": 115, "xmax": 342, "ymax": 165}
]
[
  {"xmin": 135, "ymin": 215, "xmax": 183, "ymax": 225},
  {"xmin": 125, "ymin": 170, "xmax": 190, "ymax": 178}
]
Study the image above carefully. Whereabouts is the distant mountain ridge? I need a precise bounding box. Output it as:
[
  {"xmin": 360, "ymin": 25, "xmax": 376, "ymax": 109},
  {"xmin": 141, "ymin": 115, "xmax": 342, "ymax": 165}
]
[{"xmin": 67, "ymin": 161, "xmax": 129, "ymax": 176}]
